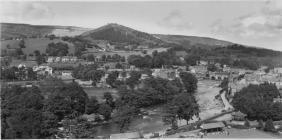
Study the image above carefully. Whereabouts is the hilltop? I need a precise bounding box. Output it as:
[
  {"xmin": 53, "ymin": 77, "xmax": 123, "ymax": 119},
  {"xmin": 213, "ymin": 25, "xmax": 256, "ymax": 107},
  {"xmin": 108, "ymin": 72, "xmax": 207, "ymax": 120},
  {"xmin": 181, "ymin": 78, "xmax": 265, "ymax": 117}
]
[{"xmin": 80, "ymin": 23, "xmax": 164, "ymax": 46}]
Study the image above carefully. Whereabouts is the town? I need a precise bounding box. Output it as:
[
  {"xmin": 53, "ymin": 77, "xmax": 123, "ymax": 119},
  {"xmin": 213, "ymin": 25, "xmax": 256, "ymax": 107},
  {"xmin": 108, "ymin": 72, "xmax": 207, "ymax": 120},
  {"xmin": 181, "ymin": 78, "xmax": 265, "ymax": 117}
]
[
  {"xmin": 1, "ymin": 34, "xmax": 282, "ymax": 138},
  {"xmin": 1, "ymin": 0, "xmax": 282, "ymax": 139}
]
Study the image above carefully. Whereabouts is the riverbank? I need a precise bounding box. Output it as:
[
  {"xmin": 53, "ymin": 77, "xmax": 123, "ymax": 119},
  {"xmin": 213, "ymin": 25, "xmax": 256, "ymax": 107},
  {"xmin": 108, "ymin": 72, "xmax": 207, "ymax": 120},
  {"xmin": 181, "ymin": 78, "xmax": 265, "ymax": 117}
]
[{"xmin": 93, "ymin": 80, "xmax": 231, "ymax": 137}]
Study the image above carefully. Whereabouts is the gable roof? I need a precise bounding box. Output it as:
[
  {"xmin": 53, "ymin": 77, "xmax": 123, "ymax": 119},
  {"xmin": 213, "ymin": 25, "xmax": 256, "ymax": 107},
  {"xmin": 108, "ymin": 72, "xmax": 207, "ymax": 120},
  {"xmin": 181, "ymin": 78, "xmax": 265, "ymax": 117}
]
[
  {"xmin": 200, "ymin": 122, "xmax": 225, "ymax": 129},
  {"xmin": 110, "ymin": 132, "xmax": 141, "ymax": 139}
]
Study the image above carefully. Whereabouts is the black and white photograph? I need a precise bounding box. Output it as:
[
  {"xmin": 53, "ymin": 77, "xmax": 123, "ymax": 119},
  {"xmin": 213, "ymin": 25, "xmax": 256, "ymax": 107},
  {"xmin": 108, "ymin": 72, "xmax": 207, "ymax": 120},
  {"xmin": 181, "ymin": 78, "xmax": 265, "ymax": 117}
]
[{"xmin": 1, "ymin": 0, "xmax": 282, "ymax": 139}]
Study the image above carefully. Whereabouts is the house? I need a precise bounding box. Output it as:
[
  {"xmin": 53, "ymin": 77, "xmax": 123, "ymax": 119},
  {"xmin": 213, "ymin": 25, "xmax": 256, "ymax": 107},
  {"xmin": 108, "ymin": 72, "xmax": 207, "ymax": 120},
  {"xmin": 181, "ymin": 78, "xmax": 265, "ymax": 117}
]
[
  {"xmin": 231, "ymin": 111, "xmax": 247, "ymax": 121},
  {"xmin": 223, "ymin": 65, "xmax": 231, "ymax": 72},
  {"xmin": 190, "ymin": 65, "xmax": 208, "ymax": 74},
  {"xmin": 61, "ymin": 71, "xmax": 72, "ymax": 77},
  {"xmin": 152, "ymin": 68, "xmax": 177, "ymax": 80},
  {"xmin": 200, "ymin": 122, "xmax": 225, "ymax": 133},
  {"xmin": 215, "ymin": 63, "xmax": 221, "ymax": 69},
  {"xmin": 70, "ymin": 56, "xmax": 78, "ymax": 62},
  {"xmin": 209, "ymin": 72, "xmax": 229, "ymax": 80},
  {"xmin": 95, "ymin": 56, "xmax": 102, "ymax": 62},
  {"xmin": 137, "ymin": 45, "xmax": 149, "ymax": 50},
  {"xmin": 273, "ymin": 67, "xmax": 282, "ymax": 74},
  {"xmin": 273, "ymin": 97, "xmax": 282, "ymax": 103},
  {"xmin": 33, "ymin": 65, "xmax": 53, "ymax": 75},
  {"xmin": 75, "ymin": 79, "xmax": 93, "ymax": 87},
  {"xmin": 140, "ymin": 74, "xmax": 150, "ymax": 80},
  {"xmin": 61, "ymin": 56, "xmax": 70, "ymax": 62},
  {"xmin": 198, "ymin": 60, "xmax": 208, "ymax": 66},
  {"xmin": 55, "ymin": 57, "xmax": 61, "ymax": 62},
  {"xmin": 110, "ymin": 132, "xmax": 142, "ymax": 139},
  {"xmin": 47, "ymin": 57, "xmax": 55, "ymax": 63}
]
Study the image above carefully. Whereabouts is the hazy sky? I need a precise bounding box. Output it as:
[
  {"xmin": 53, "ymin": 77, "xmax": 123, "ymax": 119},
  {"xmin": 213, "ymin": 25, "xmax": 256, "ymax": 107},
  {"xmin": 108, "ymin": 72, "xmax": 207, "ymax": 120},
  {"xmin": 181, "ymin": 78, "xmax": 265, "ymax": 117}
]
[{"xmin": 1, "ymin": 0, "xmax": 282, "ymax": 51}]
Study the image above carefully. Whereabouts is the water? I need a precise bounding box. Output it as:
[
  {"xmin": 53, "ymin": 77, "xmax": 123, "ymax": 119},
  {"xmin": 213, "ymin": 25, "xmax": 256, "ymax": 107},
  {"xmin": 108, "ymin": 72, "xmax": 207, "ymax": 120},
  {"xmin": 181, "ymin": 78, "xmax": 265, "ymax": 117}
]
[
  {"xmin": 94, "ymin": 107, "xmax": 169, "ymax": 137},
  {"xmin": 94, "ymin": 80, "xmax": 222, "ymax": 137}
]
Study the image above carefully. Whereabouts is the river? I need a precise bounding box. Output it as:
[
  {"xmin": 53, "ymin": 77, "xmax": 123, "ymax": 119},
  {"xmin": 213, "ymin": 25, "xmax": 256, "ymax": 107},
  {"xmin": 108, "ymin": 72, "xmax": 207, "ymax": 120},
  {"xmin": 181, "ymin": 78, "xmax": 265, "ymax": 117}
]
[{"xmin": 94, "ymin": 80, "xmax": 228, "ymax": 137}]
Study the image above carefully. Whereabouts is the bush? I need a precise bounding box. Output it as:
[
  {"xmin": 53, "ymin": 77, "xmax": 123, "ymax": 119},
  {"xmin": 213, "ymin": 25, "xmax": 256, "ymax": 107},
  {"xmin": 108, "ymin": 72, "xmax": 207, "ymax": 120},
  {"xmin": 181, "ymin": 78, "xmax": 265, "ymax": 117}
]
[{"xmin": 264, "ymin": 119, "xmax": 276, "ymax": 132}]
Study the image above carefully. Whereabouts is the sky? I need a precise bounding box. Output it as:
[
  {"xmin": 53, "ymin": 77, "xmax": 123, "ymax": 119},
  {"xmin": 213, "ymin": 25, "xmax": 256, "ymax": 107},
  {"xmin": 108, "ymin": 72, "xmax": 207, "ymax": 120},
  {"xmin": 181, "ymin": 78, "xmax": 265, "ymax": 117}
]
[{"xmin": 1, "ymin": 0, "xmax": 282, "ymax": 51}]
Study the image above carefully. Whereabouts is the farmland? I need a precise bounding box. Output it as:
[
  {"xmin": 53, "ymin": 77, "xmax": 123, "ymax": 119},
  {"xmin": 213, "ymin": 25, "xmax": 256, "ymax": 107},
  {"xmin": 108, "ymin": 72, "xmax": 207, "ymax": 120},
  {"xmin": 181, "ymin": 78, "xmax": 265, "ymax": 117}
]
[{"xmin": 1, "ymin": 38, "xmax": 75, "ymax": 55}]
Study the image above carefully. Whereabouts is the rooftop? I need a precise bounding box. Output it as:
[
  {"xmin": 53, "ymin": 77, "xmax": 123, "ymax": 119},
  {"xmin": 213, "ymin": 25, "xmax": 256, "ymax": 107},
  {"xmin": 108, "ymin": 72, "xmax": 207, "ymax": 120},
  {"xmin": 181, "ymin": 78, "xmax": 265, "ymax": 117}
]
[
  {"xmin": 200, "ymin": 122, "xmax": 225, "ymax": 129},
  {"xmin": 110, "ymin": 132, "xmax": 141, "ymax": 139}
]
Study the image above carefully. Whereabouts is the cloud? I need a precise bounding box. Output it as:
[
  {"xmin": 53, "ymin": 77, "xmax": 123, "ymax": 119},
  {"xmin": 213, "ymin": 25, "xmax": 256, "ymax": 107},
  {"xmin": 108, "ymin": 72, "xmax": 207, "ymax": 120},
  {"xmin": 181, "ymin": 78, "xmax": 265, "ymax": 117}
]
[
  {"xmin": 211, "ymin": 0, "xmax": 282, "ymax": 39},
  {"xmin": 1, "ymin": 1, "xmax": 54, "ymax": 23},
  {"xmin": 158, "ymin": 10, "xmax": 192, "ymax": 31}
]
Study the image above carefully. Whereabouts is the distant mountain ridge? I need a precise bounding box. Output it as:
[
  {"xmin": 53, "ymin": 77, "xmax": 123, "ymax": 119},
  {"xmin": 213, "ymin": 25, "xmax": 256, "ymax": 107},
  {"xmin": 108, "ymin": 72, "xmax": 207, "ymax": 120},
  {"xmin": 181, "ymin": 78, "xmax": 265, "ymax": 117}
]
[
  {"xmin": 1, "ymin": 22, "xmax": 281, "ymax": 53},
  {"xmin": 80, "ymin": 23, "xmax": 164, "ymax": 45},
  {"xmin": 1, "ymin": 23, "xmax": 91, "ymax": 39}
]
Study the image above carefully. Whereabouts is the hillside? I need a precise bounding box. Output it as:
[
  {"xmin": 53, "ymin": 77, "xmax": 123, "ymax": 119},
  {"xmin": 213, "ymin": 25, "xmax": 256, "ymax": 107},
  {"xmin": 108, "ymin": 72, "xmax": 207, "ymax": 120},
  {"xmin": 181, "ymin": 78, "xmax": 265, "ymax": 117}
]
[
  {"xmin": 154, "ymin": 34, "xmax": 233, "ymax": 48},
  {"xmin": 80, "ymin": 23, "xmax": 164, "ymax": 46},
  {"xmin": 1, "ymin": 23, "xmax": 90, "ymax": 39},
  {"xmin": 1, "ymin": 38, "xmax": 75, "ymax": 55}
]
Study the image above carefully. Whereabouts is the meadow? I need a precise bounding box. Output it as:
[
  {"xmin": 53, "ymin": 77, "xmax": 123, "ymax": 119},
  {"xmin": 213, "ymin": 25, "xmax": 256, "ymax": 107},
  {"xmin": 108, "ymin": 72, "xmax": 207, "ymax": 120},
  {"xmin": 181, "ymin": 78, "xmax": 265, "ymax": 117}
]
[{"xmin": 1, "ymin": 38, "xmax": 75, "ymax": 55}]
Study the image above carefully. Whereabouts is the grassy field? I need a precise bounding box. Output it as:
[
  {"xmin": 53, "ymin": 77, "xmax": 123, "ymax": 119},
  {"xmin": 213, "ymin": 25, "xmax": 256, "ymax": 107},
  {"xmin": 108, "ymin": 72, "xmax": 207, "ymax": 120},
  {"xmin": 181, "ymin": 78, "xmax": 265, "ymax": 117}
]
[
  {"xmin": 83, "ymin": 87, "xmax": 118, "ymax": 102},
  {"xmin": 1, "ymin": 38, "xmax": 75, "ymax": 55}
]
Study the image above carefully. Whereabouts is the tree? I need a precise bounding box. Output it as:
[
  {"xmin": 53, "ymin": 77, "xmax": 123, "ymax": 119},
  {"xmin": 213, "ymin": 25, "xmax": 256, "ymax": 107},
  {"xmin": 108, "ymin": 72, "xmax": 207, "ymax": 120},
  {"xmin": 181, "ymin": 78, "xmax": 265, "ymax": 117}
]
[
  {"xmin": 19, "ymin": 40, "xmax": 26, "ymax": 48},
  {"xmin": 85, "ymin": 96, "xmax": 99, "ymax": 114},
  {"xmin": 172, "ymin": 93, "xmax": 199, "ymax": 124},
  {"xmin": 126, "ymin": 71, "xmax": 141, "ymax": 89},
  {"xmin": 179, "ymin": 72, "xmax": 198, "ymax": 93},
  {"xmin": 184, "ymin": 55, "xmax": 200, "ymax": 66},
  {"xmin": 106, "ymin": 71, "xmax": 119, "ymax": 88},
  {"xmin": 232, "ymin": 82, "xmax": 281, "ymax": 121},
  {"xmin": 163, "ymin": 103, "xmax": 178, "ymax": 130},
  {"xmin": 98, "ymin": 103, "xmax": 112, "ymax": 121},
  {"xmin": 34, "ymin": 50, "xmax": 41, "ymax": 56},
  {"xmin": 46, "ymin": 42, "xmax": 69, "ymax": 56},
  {"xmin": 40, "ymin": 112, "xmax": 59, "ymax": 138},
  {"xmin": 48, "ymin": 34, "xmax": 55, "ymax": 40},
  {"xmin": 86, "ymin": 54, "xmax": 95, "ymax": 61},
  {"xmin": 1, "ymin": 86, "xmax": 45, "ymax": 139},
  {"xmin": 104, "ymin": 92, "xmax": 114, "ymax": 108},
  {"xmin": 46, "ymin": 82, "xmax": 89, "ymax": 120},
  {"xmin": 114, "ymin": 105, "xmax": 138, "ymax": 132},
  {"xmin": 219, "ymin": 77, "xmax": 229, "ymax": 94},
  {"xmin": 115, "ymin": 63, "xmax": 123, "ymax": 69},
  {"xmin": 16, "ymin": 48, "xmax": 24, "ymax": 56}
]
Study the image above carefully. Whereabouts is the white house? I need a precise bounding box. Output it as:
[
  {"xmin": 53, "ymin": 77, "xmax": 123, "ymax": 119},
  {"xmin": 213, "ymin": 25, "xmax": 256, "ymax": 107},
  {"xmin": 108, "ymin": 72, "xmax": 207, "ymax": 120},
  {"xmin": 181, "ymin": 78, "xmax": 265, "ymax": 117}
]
[
  {"xmin": 47, "ymin": 57, "xmax": 55, "ymax": 63},
  {"xmin": 55, "ymin": 57, "xmax": 61, "ymax": 62},
  {"xmin": 274, "ymin": 67, "xmax": 282, "ymax": 74},
  {"xmin": 33, "ymin": 65, "xmax": 53, "ymax": 75}
]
